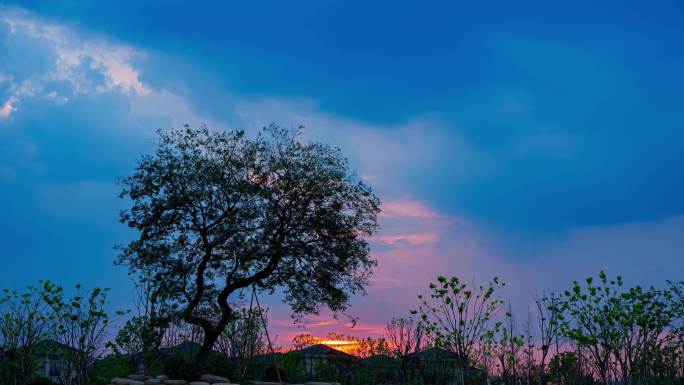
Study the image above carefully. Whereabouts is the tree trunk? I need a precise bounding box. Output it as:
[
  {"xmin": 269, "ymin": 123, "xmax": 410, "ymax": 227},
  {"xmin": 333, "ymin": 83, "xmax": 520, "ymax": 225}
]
[
  {"xmin": 187, "ymin": 301, "xmax": 236, "ymax": 367},
  {"xmin": 196, "ymin": 329, "xmax": 220, "ymax": 365}
]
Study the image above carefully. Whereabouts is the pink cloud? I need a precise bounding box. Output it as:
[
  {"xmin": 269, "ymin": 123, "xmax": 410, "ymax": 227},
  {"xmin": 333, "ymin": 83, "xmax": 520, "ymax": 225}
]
[
  {"xmin": 0, "ymin": 99, "xmax": 14, "ymax": 118},
  {"xmin": 381, "ymin": 199, "xmax": 443, "ymax": 220},
  {"xmin": 302, "ymin": 320, "xmax": 338, "ymax": 328},
  {"xmin": 372, "ymin": 232, "xmax": 440, "ymax": 247},
  {"xmin": 344, "ymin": 321, "xmax": 387, "ymax": 338}
]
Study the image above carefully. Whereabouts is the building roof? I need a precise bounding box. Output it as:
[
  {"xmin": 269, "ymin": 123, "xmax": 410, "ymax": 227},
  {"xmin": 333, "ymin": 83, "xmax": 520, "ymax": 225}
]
[
  {"xmin": 406, "ymin": 347, "xmax": 459, "ymax": 361},
  {"xmin": 405, "ymin": 347, "xmax": 484, "ymax": 373},
  {"xmin": 296, "ymin": 344, "xmax": 354, "ymax": 360},
  {"xmin": 0, "ymin": 339, "xmax": 81, "ymax": 359},
  {"xmin": 359, "ymin": 354, "xmax": 399, "ymax": 367}
]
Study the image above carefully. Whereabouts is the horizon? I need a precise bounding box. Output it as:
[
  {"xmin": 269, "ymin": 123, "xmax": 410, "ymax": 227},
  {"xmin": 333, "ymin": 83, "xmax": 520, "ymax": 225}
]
[{"xmin": 1, "ymin": 1, "xmax": 684, "ymax": 350}]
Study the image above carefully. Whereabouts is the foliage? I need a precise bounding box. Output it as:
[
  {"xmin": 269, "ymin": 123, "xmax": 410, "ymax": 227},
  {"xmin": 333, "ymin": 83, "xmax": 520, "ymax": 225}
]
[
  {"xmin": 275, "ymin": 351, "xmax": 307, "ymax": 382},
  {"xmin": 488, "ymin": 305, "xmax": 525, "ymax": 385},
  {"xmin": 263, "ymin": 363, "xmax": 286, "ymax": 382},
  {"xmin": 203, "ymin": 354, "xmax": 238, "ymax": 381},
  {"xmin": 413, "ymin": 275, "xmax": 504, "ymax": 385},
  {"xmin": 386, "ymin": 317, "xmax": 423, "ymax": 358},
  {"xmin": 88, "ymin": 356, "xmax": 130, "ymax": 385},
  {"xmin": 0, "ymin": 282, "xmax": 116, "ymax": 385},
  {"xmin": 41, "ymin": 281, "xmax": 116, "ymax": 385},
  {"xmin": 118, "ymin": 124, "xmax": 380, "ymax": 363},
  {"xmin": 547, "ymin": 351, "xmax": 596, "ymax": 385},
  {"xmin": 108, "ymin": 274, "xmax": 173, "ymax": 375},
  {"xmin": 162, "ymin": 354, "xmax": 201, "ymax": 380},
  {"xmin": 214, "ymin": 306, "xmax": 267, "ymax": 379},
  {"xmin": 534, "ymin": 292, "xmax": 562, "ymax": 385},
  {"xmin": 0, "ymin": 285, "xmax": 53, "ymax": 385},
  {"xmin": 558, "ymin": 271, "xmax": 678, "ymax": 385},
  {"xmin": 161, "ymin": 319, "xmax": 204, "ymax": 358}
]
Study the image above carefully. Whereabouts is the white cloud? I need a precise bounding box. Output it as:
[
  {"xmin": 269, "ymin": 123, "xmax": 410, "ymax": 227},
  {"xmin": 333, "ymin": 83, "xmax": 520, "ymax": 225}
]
[
  {"xmin": 130, "ymin": 89, "xmax": 224, "ymax": 131},
  {"xmin": 0, "ymin": 8, "xmax": 149, "ymax": 119},
  {"xmin": 232, "ymin": 96, "xmax": 492, "ymax": 196},
  {"xmin": 0, "ymin": 6, "xmax": 226, "ymax": 135}
]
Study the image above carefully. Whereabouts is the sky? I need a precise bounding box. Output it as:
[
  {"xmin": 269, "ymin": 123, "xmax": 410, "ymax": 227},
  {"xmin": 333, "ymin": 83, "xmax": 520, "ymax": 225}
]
[{"xmin": 1, "ymin": 1, "xmax": 683, "ymax": 346}]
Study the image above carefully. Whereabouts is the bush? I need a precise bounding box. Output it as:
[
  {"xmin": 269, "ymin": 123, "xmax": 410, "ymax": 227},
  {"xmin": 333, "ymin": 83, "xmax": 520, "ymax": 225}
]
[
  {"xmin": 163, "ymin": 354, "xmax": 202, "ymax": 380},
  {"xmin": 263, "ymin": 364, "xmax": 286, "ymax": 382},
  {"xmin": 89, "ymin": 355, "xmax": 131, "ymax": 385},
  {"xmin": 204, "ymin": 355, "xmax": 237, "ymax": 381}
]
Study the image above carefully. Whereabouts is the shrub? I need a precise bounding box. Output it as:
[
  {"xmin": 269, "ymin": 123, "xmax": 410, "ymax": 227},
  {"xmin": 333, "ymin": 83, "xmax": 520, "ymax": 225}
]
[
  {"xmin": 204, "ymin": 355, "xmax": 237, "ymax": 380},
  {"xmin": 263, "ymin": 364, "xmax": 286, "ymax": 382},
  {"xmin": 89, "ymin": 355, "xmax": 131, "ymax": 385},
  {"xmin": 163, "ymin": 354, "xmax": 201, "ymax": 380}
]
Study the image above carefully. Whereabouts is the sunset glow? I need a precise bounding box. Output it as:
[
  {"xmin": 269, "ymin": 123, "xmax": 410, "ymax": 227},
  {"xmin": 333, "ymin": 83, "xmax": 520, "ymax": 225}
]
[
  {"xmin": 319, "ymin": 340, "xmax": 358, "ymax": 346},
  {"xmin": 319, "ymin": 339, "xmax": 361, "ymax": 355},
  {"xmin": 291, "ymin": 336, "xmax": 363, "ymax": 355}
]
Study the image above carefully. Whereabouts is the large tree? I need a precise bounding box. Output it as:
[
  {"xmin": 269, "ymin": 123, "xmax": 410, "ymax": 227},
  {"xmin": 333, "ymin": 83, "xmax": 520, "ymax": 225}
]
[{"xmin": 118, "ymin": 125, "xmax": 380, "ymax": 363}]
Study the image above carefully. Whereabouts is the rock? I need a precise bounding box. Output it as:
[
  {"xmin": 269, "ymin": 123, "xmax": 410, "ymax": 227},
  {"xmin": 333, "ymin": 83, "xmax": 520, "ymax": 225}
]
[
  {"xmin": 145, "ymin": 380, "xmax": 162, "ymax": 385},
  {"xmin": 128, "ymin": 375, "xmax": 148, "ymax": 381},
  {"xmin": 163, "ymin": 381, "xmax": 188, "ymax": 385},
  {"xmin": 188, "ymin": 382, "xmax": 210, "ymax": 385},
  {"xmin": 254, "ymin": 383, "xmax": 283, "ymax": 385},
  {"xmin": 212, "ymin": 383, "xmax": 240, "ymax": 385},
  {"xmin": 129, "ymin": 382, "xmax": 145, "ymax": 385},
  {"xmin": 200, "ymin": 375, "xmax": 230, "ymax": 383},
  {"xmin": 111, "ymin": 378, "xmax": 131, "ymax": 385},
  {"xmin": 156, "ymin": 375, "xmax": 169, "ymax": 381}
]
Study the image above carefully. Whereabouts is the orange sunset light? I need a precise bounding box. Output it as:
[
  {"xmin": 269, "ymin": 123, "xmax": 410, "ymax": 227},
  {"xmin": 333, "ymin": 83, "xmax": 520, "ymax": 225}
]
[
  {"xmin": 319, "ymin": 339, "xmax": 358, "ymax": 346},
  {"xmin": 292, "ymin": 337, "xmax": 362, "ymax": 355},
  {"xmin": 319, "ymin": 339, "xmax": 360, "ymax": 354}
]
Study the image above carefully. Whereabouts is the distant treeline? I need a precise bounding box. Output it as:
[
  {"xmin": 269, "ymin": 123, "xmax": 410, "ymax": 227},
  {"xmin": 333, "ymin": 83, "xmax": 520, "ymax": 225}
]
[{"xmin": 1, "ymin": 272, "xmax": 683, "ymax": 385}]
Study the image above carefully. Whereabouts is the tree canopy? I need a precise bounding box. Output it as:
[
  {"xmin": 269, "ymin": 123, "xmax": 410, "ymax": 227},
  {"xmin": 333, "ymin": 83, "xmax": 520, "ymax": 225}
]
[{"xmin": 117, "ymin": 124, "xmax": 380, "ymax": 362}]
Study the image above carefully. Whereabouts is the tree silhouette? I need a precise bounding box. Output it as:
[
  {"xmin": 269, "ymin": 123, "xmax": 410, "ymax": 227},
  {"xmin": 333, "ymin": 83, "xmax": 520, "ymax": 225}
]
[{"xmin": 118, "ymin": 124, "xmax": 380, "ymax": 364}]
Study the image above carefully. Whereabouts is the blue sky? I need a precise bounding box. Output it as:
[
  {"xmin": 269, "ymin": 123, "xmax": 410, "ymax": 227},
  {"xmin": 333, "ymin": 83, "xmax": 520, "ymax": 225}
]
[{"xmin": 1, "ymin": 1, "xmax": 683, "ymax": 341}]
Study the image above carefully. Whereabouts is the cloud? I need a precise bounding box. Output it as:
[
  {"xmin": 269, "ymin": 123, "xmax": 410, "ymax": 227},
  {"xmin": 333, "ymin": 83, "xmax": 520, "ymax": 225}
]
[
  {"xmin": 230, "ymin": 96, "xmax": 493, "ymax": 207},
  {"xmin": 129, "ymin": 88, "xmax": 225, "ymax": 131},
  {"xmin": 335, "ymin": 200, "xmax": 684, "ymax": 339},
  {"xmin": 0, "ymin": 8, "xmax": 149, "ymax": 118},
  {"xmin": 381, "ymin": 200, "xmax": 443, "ymax": 220},
  {"xmin": 372, "ymin": 233, "xmax": 440, "ymax": 247},
  {"xmin": 1, "ymin": 5, "xmax": 682, "ymax": 346},
  {"xmin": 0, "ymin": 99, "xmax": 13, "ymax": 117}
]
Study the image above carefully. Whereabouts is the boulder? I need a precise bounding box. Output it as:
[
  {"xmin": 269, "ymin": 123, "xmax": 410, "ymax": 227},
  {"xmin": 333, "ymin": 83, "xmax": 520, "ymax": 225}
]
[
  {"xmin": 200, "ymin": 375, "xmax": 230, "ymax": 383},
  {"xmin": 145, "ymin": 380, "xmax": 162, "ymax": 385},
  {"xmin": 156, "ymin": 375, "xmax": 169, "ymax": 381},
  {"xmin": 129, "ymin": 382, "xmax": 145, "ymax": 385},
  {"xmin": 163, "ymin": 381, "xmax": 188, "ymax": 385},
  {"xmin": 254, "ymin": 383, "xmax": 283, "ymax": 385},
  {"xmin": 211, "ymin": 383, "xmax": 240, "ymax": 385},
  {"xmin": 111, "ymin": 378, "xmax": 131, "ymax": 385},
  {"xmin": 188, "ymin": 382, "xmax": 210, "ymax": 385},
  {"xmin": 128, "ymin": 375, "xmax": 148, "ymax": 381}
]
